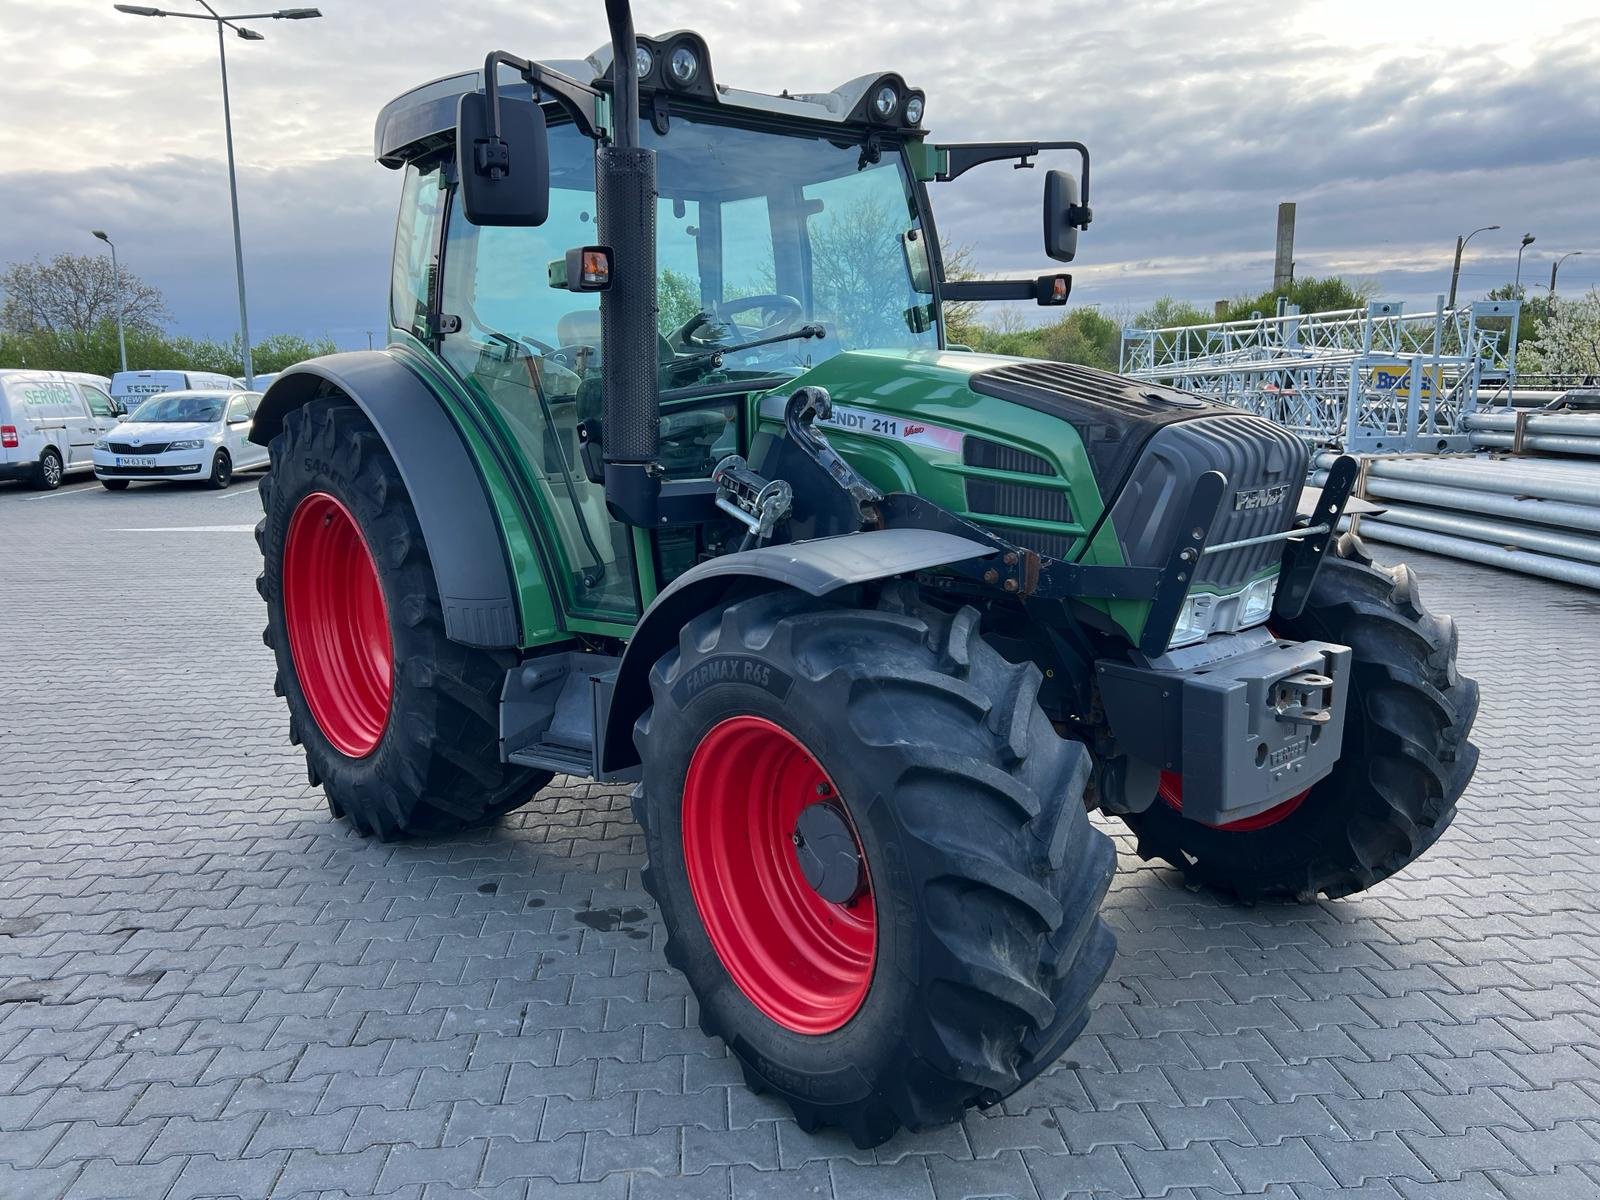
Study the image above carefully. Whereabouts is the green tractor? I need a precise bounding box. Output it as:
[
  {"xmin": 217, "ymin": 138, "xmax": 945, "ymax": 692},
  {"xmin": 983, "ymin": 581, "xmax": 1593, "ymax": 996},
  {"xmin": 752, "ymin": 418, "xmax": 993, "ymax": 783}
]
[{"xmin": 251, "ymin": 1, "xmax": 1479, "ymax": 1146}]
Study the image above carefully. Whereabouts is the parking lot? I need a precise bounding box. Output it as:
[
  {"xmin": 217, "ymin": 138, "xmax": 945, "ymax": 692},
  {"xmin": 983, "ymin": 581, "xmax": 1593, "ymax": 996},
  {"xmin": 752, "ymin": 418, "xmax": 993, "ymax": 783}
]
[{"xmin": 2, "ymin": 475, "xmax": 1598, "ymax": 1200}]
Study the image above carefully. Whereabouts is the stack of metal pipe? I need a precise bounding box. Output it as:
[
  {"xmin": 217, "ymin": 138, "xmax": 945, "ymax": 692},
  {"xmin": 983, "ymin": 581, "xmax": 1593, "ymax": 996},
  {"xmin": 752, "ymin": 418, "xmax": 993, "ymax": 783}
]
[
  {"xmin": 1464, "ymin": 409, "xmax": 1600, "ymax": 457},
  {"xmin": 1311, "ymin": 449, "xmax": 1600, "ymax": 590}
]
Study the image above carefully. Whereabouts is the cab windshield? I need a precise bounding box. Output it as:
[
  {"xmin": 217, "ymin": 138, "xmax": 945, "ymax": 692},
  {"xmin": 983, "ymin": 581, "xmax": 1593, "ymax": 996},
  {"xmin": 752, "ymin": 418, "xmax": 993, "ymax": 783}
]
[
  {"xmin": 127, "ymin": 394, "xmax": 224, "ymax": 423},
  {"xmin": 431, "ymin": 114, "xmax": 938, "ymax": 622},
  {"xmin": 445, "ymin": 114, "xmax": 939, "ymax": 390}
]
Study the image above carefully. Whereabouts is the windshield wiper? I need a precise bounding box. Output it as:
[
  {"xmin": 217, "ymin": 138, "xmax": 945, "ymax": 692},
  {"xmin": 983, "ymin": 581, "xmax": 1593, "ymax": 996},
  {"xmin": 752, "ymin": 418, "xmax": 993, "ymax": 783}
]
[{"xmin": 672, "ymin": 323, "xmax": 826, "ymax": 374}]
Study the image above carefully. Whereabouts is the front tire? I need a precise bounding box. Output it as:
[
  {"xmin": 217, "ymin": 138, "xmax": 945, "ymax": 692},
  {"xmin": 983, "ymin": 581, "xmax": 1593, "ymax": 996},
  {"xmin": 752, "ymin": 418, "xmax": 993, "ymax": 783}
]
[
  {"xmin": 256, "ymin": 397, "xmax": 551, "ymax": 839},
  {"xmin": 634, "ymin": 583, "xmax": 1116, "ymax": 1146},
  {"xmin": 34, "ymin": 447, "xmax": 62, "ymax": 490},
  {"xmin": 1119, "ymin": 533, "xmax": 1479, "ymax": 901},
  {"xmin": 209, "ymin": 450, "xmax": 233, "ymax": 489}
]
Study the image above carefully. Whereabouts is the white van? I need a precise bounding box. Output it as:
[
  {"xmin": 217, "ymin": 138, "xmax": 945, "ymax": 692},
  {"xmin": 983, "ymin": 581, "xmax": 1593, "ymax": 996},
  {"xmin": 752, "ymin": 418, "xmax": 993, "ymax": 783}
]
[
  {"xmin": 110, "ymin": 369, "xmax": 238, "ymax": 410},
  {"xmin": 0, "ymin": 370, "xmax": 123, "ymax": 489}
]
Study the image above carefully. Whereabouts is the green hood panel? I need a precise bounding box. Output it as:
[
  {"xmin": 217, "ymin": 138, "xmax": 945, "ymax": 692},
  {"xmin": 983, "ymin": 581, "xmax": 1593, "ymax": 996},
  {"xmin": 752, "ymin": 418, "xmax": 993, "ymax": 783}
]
[{"xmin": 757, "ymin": 348, "xmax": 1118, "ymax": 558}]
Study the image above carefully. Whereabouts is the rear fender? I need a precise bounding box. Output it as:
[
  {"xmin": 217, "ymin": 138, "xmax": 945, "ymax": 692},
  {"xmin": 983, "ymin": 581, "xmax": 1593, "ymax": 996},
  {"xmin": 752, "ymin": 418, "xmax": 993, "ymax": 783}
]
[
  {"xmin": 253, "ymin": 351, "xmax": 519, "ymax": 648},
  {"xmin": 599, "ymin": 529, "xmax": 992, "ymax": 773}
]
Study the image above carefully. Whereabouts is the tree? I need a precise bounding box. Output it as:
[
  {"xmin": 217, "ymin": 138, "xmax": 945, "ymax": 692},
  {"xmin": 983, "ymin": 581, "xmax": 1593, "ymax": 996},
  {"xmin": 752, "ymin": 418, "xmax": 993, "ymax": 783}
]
[
  {"xmin": 657, "ymin": 268, "xmax": 702, "ymax": 335},
  {"xmin": 1520, "ymin": 288, "xmax": 1600, "ymax": 380},
  {"xmin": 1, "ymin": 253, "xmax": 168, "ymax": 345},
  {"xmin": 1131, "ymin": 297, "xmax": 1213, "ymax": 329},
  {"xmin": 1486, "ymin": 283, "xmax": 1551, "ymax": 359},
  {"xmin": 938, "ymin": 241, "xmax": 984, "ymax": 347},
  {"xmin": 1217, "ymin": 275, "xmax": 1375, "ymax": 324},
  {"xmin": 808, "ymin": 196, "xmax": 924, "ymax": 348},
  {"xmin": 0, "ymin": 323, "xmax": 337, "ymax": 378}
]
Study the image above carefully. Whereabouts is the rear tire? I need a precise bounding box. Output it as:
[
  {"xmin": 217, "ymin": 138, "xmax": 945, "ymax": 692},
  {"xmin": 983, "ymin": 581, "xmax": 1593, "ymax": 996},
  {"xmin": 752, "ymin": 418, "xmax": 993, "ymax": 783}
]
[
  {"xmin": 34, "ymin": 447, "xmax": 62, "ymax": 490},
  {"xmin": 100, "ymin": 478, "xmax": 130, "ymax": 491},
  {"xmin": 1119, "ymin": 533, "xmax": 1479, "ymax": 901},
  {"xmin": 256, "ymin": 397, "xmax": 551, "ymax": 839},
  {"xmin": 634, "ymin": 583, "xmax": 1116, "ymax": 1147}
]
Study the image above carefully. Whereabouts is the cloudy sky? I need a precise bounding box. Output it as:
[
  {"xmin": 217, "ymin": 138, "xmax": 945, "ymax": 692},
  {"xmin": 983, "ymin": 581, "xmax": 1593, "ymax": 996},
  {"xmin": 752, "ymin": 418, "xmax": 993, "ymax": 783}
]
[{"xmin": 3, "ymin": 0, "xmax": 1596, "ymax": 347}]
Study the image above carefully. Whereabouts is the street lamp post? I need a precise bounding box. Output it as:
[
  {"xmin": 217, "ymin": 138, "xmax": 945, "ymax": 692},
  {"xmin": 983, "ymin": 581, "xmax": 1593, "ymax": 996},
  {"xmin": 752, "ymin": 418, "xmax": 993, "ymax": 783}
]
[
  {"xmin": 1549, "ymin": 251, "xmax": 1583, "ymax": 301},
  {"xmin": 90, "ymin": 230, "xmax": 128, "ymax": 374},
  {"xmin": 1514, "ymin": 233, "xmax": 1536, "ymax": 296},
  {"xmin": 1447, "ymin": 224, "xmax": 1500, "ymax": 309},
  {"xmin": 112, "ymin": 4, "xmax": 322, "ymax": 387}
]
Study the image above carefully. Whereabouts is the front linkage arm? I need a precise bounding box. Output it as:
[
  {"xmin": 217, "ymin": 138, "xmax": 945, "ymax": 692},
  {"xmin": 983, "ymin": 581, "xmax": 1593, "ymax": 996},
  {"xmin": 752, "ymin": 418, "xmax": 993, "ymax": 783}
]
[
  {"xmin": 875, "ymin": 450, "xmax": 1362, "ymax": 656},
  {"xmin": 874, "ymin": 474, "xmax": 1225, "ymax": 657}
]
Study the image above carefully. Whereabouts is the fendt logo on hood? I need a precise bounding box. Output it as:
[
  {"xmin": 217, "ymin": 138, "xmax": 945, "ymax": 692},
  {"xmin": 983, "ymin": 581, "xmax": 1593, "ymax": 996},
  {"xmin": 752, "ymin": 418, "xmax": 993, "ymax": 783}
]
[{"xmin": 1233, "ymin": 484, "xmax": 1290, "ymax": 511}]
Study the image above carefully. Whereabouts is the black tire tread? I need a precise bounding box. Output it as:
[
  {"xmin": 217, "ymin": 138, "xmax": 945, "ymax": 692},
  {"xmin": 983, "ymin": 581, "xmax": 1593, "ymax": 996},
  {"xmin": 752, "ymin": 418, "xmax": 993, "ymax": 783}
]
[
  {"xmin": 1120, "ymin": 532, "xmax": 1479, "ymax": 901},
  {"xmin": 634, "ymin": 581, "xmax": 1115, "ymax": 1146},
  {"xmin": 256, "ymin": 397, "xmax": 549, "ymax": 841}
]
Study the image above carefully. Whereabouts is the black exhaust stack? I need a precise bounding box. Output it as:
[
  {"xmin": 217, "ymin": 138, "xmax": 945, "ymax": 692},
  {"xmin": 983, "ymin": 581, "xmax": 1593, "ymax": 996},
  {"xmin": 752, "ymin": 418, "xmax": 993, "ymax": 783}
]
[{"xmin": 598, "ymin": 0, "xmax": 663, "ymax": 525}]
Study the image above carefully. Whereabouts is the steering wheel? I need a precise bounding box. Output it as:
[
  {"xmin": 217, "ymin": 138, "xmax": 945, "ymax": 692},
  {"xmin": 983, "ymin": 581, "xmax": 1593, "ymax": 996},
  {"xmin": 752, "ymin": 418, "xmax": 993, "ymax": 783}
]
[
  {"xmin": 697, "ymin": 293, "xmax": 805, "ymax": 344},
  {"xmin": 489, "ymin": 331, "xmax": 585, "ymax": 394}
]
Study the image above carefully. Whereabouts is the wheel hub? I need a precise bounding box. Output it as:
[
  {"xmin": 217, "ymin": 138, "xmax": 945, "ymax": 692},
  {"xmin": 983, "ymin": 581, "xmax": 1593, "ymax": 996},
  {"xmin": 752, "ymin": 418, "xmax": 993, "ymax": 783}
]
[
  {"xmin": 282, "ymin": 491, "xmax": 394, "ymax": 759},
  {"xmin": 681, "ymin": 715, "xmax": 876, "ymax": 1035},
  {"xmin": 792, "ymin": 800, "xmax": 865, "ymax": 904}
]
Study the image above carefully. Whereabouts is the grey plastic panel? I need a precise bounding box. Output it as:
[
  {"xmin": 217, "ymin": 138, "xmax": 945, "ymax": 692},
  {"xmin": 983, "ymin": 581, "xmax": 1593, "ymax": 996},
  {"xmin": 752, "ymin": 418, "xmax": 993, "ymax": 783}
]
[
  {"xmin": 599, "ymin": 528, "xmax": 994, "ymax": 773},
  {"xmin": 252, "ymin": 352, "xmax": 521, "ymax": 648}
]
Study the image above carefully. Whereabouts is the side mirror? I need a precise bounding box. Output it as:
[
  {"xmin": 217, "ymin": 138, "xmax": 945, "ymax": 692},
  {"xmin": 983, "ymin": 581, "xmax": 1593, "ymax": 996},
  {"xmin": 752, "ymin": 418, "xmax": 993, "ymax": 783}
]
[
  {"xmin": 901, "ymin": 228, "xmax": 933, "ymax": 294},
  {"xmin": 1043, "ymin": 169, "xmax": 1087, "ymax": 263},
  {"xmin": 456, "ymin": 91, "xmax": 550, "ymax": 227}
]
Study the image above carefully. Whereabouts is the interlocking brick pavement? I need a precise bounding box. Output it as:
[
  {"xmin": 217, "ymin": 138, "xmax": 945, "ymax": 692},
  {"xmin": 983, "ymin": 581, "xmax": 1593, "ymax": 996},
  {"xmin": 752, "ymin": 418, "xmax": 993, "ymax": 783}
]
[{"xmin": 3, "ymin": 476, "xmax": 1598, "ymax": 1198}]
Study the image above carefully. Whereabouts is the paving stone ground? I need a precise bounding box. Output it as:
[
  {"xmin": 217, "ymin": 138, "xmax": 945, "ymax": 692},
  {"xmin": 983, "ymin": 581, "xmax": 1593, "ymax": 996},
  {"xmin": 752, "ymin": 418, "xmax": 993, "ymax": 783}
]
[{"xmin": 2, "ymin": 474, "xmax": 1599, "ymax": 1200}]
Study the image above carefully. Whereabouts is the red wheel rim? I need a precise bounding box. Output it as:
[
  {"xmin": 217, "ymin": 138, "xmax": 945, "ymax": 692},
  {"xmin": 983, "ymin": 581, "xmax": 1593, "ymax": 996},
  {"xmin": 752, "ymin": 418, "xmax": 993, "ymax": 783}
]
[
  {"xmin": 282, "ymin": 492, "xmax": 394, "ymax": 758},
  {"xmin": 1157, "ymin": 771, "xmax": 1309, "ymax": 832},
  {"xmin": 681, "ymin": 716, "xmax": 875, "ymax": 1034}
]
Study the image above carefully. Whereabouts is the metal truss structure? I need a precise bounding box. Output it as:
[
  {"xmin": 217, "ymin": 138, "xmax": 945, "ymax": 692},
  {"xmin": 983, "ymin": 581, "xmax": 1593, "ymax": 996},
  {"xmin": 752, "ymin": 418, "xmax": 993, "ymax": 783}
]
[{"xmin": 1120, "ymin": 298, "xmax": 1523, "ymax": 452}]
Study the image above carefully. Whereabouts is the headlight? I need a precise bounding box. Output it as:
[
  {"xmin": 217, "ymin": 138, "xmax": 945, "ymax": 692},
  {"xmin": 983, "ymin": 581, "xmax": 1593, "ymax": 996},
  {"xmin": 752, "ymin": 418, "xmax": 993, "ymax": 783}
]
[
  {"xmin": 903, "ymin": 94, "xmax": 925, "ymax": 126},
  {"xmin": 169, "ymin": 439, "xmax": 204, "ymax": 450},
  {"xmin": 872, "ymin": 83, "xmax": 899, "ymax": 121},
  {"xmin": 1237, "ymin": 575, "xmax": 1278, "ymax": 626},
  {"xmin": 1166, "ymin": 575, "xmax": 1281, "ymax": 650},
  {"xmin": 1167, "ymin": 592, "xmax": 1214, "ymax": 650},
  {"xmin": 668, "ymin": 45, "xmax": 699, "ymax": 86},
  {"xmin": 94, "ymin": 438, "xmax": 109, "ymax": 451},
  {"xmin": 634, "ymin": 44, "xmax": 654, "ymax": 79}
]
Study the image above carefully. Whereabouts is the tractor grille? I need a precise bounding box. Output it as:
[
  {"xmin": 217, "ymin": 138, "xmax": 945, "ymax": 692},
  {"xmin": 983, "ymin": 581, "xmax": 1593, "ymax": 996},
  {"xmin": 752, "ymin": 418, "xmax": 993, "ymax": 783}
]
[
  {"xmin": 962, "ymin": 440, "xmax": 1077, "ymax": 560},
  {"xmin": 108, "ymin": 441, "xmax": 171, "ymax": 454},
  {"xmin": 963, "ymin": 438, "xmax": 1056, "ymax": 477}
]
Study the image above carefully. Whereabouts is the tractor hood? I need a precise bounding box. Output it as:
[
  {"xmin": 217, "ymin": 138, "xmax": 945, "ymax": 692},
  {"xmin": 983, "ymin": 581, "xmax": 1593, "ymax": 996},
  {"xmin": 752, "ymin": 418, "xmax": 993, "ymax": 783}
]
[
  {"xmin": 760, "ymin": 348, "xmax": 1309, "ymax": 596},
  {"xmin": 773, "ymin": 348, "xmax": 1239, "ymax": 497}
]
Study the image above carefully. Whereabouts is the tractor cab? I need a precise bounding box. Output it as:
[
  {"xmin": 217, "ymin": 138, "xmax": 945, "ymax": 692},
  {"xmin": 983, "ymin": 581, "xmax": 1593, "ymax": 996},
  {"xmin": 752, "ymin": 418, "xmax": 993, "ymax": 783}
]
[{"xmin": 374, "ymin": 32, "xmax": 1086, "ymax": 624}]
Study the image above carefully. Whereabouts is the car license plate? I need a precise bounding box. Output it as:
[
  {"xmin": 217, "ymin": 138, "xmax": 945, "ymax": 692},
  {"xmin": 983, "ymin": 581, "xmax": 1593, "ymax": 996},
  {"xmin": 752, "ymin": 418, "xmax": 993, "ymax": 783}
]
[{"xmin": 116, "ymin": 456, "xmax": 157, "ymax": 469}]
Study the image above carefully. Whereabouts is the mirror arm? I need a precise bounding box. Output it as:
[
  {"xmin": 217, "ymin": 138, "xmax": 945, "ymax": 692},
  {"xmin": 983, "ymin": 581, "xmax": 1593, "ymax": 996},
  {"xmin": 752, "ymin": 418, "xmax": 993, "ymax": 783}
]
[
  {"xmin": 934, "ymin": 140, "xmax": 1093, "ymax": 225},
  {"xmin": 480, "ymin": 50, "xmax": 603, "ymax": 145},
  {"xmin": 941, "ymin": 276, "xmax": 1072, "ymax": 307}
]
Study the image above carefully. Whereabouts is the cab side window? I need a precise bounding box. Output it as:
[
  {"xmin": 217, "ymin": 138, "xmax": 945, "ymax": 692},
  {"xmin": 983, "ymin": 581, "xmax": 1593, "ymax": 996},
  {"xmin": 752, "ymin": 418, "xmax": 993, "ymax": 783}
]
[
  {"xmin": 390, "ymin": 162, "xmax": 445, "ymax": 339},
  {"xmin": 81, "ymin": 386, "xmax": 117, "ymax": 418}
]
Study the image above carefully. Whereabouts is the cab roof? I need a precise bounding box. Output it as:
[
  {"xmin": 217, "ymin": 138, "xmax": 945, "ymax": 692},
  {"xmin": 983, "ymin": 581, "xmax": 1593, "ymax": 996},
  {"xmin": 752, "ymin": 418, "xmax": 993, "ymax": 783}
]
[{"xmin": 375, "ymin": 31, "xmax": 924, "ymax": 167}]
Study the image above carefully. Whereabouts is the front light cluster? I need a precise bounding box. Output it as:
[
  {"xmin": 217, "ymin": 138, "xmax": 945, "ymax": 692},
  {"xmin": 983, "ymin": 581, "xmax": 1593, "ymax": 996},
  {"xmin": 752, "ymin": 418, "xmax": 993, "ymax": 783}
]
[
  {"xmin": 169, "ymin": 439, "xmax": 205, "ymax": 450},
  {"xmin": 94, "ymin": 438, "xmax": 109, "ymax": 451},
  {"xmin": 1167, "ymin": 575, "xmax": 1280, "ymax": 650},
  {"xmin": 633, "ymin": 35, "xmax": 707, "ymax": 91},
  {"xmin": 862, "ymin": 76, "xmax": 926, "ymax": 127}
]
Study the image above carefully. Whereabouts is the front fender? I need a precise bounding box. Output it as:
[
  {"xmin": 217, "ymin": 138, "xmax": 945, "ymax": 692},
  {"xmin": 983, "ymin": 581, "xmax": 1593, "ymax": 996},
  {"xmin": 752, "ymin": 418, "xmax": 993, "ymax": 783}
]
[
  {"xmin": 599, "ymin": 528, "xmax": 991, "ymax": 773},
  {"xmin": 252, "ymin": 351, "xmax": 521, "ymax": 648}
]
